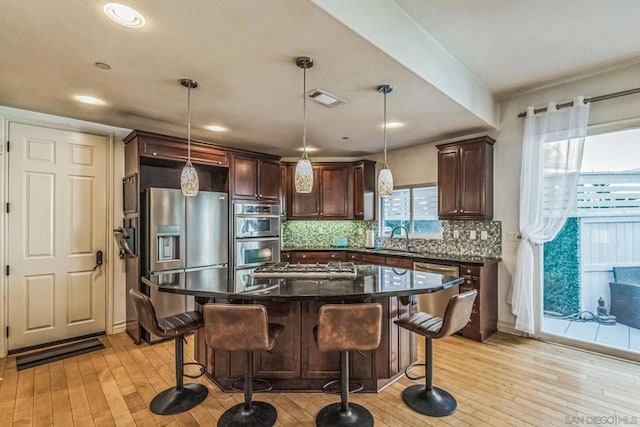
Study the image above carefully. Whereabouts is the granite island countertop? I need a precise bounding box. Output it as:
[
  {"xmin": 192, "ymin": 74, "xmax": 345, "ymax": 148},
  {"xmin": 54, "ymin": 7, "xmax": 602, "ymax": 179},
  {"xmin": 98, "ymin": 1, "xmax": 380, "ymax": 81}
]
[{"xmin": 143, "ymin": 264, "xmax": 464, "ymax": 302}]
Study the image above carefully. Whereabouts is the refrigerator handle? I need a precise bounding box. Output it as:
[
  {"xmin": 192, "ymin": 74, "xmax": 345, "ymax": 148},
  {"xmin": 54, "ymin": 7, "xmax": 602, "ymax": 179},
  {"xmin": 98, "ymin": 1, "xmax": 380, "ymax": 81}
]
[{"xmin": 185, "ymin": 264, "xmax": 228, "ymax": 272}]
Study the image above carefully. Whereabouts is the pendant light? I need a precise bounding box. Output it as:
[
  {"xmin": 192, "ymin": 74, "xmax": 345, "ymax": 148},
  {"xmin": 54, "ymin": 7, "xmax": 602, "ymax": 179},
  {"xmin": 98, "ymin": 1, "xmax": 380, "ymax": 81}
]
[
  {"xmin": 294, "ymin": 56, "xmax": 314, "ymax": 193},
  {"xmin": 180, "ymin": 78, "xmax": 199, "ymax": 196},
  {"xmin": 377, "ymin": 85, "xmax": 394, "ymax": 197}
]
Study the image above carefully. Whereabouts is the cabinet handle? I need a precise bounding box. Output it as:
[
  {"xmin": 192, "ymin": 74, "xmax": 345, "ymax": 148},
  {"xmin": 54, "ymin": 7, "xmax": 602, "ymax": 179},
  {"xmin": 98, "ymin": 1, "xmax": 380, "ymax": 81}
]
[
  {"xmin": 218, "ymin": 161, "xmax": 222, "ymax": 165},
  {"xmin": 302, "ymin": 254, "xmax": 307, "ymax": 258},
  {"xmin": 460, "ymin": 209, "xmax": 464, "ymax": 213},
  {"xmin": 320, "ymin": 212, "xmax": 324, "ymax": 216},
  {"xmin": 358, "ymin": 211, "xmax": 363, "ymax": 215},
  {"xmin": 454, "ymin": 209, "xmax": 458, "ymax": 213},
  {"xmin": 259, "ymin": 194, "xmax": 263, "ymax": 198},
  {"xmin": 331, "ymin": 254, "xmax": 335, "ymax": 258}
]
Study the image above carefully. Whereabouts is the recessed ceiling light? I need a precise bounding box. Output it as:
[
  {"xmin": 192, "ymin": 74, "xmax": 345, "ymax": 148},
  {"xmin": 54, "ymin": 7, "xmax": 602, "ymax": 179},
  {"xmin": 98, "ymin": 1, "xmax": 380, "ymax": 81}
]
[
  {"xmin": 74, "ymin": 95, "xmax": 105, "ymax": 105},
  {"xmin": 384, "ymin": 122, "xmax": 404, "ymax": 129},
  {"xmin": 206, "ymin": 125, "xmax": 228, "ymax": 132},
  {"xmin": 103, "ymin": 3, "xmax": 146, "ymax": 28}
]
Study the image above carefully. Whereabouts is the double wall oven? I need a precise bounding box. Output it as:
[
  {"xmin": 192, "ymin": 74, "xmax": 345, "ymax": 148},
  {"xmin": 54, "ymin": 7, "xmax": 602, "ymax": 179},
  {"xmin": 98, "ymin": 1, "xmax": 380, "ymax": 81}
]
[{"xmin": 233, "ymin": 202, "xmax": 281, "ymax": 291}]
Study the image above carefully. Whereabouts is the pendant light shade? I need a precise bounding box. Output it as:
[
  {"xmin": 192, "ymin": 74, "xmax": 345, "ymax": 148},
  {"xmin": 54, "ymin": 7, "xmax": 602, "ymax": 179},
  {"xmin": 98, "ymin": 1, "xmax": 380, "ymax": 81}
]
[
  {"xmin": 180, "ymin": 79, "xmax": 199, "ymax": 197},
  {"xmin": 294, "ymin": 56, "xmax": 314, "ymax": 193},
  {"xmin": 377, "ymin": 85, "xmax": 394, "ymax": 197}
]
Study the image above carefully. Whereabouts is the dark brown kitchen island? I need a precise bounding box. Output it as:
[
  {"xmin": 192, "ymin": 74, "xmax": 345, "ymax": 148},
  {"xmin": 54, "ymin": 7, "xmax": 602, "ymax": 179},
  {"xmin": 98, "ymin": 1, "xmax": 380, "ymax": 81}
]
[{"xmin": 141, "ymin": 264, "xmax": 463, "ymax": 392}]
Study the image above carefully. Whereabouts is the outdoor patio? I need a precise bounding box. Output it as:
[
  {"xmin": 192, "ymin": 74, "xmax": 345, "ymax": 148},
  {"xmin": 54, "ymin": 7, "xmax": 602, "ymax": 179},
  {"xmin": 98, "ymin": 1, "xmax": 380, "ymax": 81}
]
[{"xmin": 543, "ymin": 315, "xmax": 640, "ymax": 352}]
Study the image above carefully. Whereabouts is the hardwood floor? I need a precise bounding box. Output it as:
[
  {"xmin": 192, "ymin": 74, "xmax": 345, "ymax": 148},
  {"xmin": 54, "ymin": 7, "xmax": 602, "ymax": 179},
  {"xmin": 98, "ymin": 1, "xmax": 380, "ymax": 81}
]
[{"xmin": 2, "ymin": 332, "xmax": 640, "ymax": 426}]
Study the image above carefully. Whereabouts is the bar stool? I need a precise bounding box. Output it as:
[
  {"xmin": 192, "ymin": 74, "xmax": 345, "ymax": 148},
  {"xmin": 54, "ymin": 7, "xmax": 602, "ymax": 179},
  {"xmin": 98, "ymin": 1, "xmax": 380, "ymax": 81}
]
[
  {"xmin": 394, "ymin": 289, "xmax": 477, "ymax": 417},
  {"xmin": 315, "ymin": 303, "xmax": 382, "ymax": 427},
  {"xmin": 203, "ymin": 304, "xmax": 284, "ymax": 427},
  {"xmin": 128, "ymin": 288, "xmax": 208, "ymax": 415}
]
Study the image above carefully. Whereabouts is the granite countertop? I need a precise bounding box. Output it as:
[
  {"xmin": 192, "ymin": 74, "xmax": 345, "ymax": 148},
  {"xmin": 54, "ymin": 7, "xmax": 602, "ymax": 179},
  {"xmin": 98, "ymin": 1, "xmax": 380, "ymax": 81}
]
[
  {"xmin": 281, "ymin": 246, "xmax": 501, "ymax": 265},
  {"xmin": 143, "ymin": 265, "xmax": 464, "ymax": 302}
]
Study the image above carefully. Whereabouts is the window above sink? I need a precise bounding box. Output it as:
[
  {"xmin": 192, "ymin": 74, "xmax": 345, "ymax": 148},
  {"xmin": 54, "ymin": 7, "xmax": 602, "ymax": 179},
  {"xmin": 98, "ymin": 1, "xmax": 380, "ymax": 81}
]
[{"xmin": 379, "ymin": 184, "xmax": 442, "ymax": 239}]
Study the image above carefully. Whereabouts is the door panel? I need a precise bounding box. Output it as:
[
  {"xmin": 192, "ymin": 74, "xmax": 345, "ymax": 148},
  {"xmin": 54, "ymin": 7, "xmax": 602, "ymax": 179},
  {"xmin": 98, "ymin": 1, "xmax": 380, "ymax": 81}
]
[{"xmin": 7, "ymin": 123, "xmax": 107, "ymax": 350}]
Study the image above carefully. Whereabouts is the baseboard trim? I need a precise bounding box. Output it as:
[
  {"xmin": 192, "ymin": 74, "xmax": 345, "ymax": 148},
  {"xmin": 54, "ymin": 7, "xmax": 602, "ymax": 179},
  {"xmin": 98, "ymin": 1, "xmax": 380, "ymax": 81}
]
[
  {"xmin": 111, "ymin": 321, "xmax": 126, "ymax": 335},
  {"xmin": 497, "ymin": 320, "xmax": 528, "ymax": 337}
]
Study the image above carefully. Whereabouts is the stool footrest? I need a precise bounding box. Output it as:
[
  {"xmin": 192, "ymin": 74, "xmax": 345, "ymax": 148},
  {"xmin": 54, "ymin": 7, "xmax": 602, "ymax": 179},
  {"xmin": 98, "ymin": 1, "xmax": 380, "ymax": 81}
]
[
  {"xmin": 183, "ymin": 361, "xmax": 206, "ymax": 379},
  {"xmin": 231, "ymin": 377, "xmax": 273, "ymax": 393},
  {"xmin": 404, "ymin": 362, "xmax": 426, "ymax": 381},
  {"xmin": 322, "ymin": 379, "xmax": 363, "ymax": 394}
]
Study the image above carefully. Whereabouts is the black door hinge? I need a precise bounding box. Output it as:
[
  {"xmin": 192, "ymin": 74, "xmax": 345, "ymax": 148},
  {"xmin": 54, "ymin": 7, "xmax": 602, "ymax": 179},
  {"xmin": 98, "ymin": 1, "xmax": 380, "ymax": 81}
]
[
  {"xmin": 6, "ymin": 140, "xmax": 9, "ymax": 152},
  {"xmin": 5, "ymin": 326, "xmax": 8, "ymax": 338},
  {"xmin": 5, "ymin": 265, "xmax": 9, "ymax": 276},
  {"xmin": 5, "ymin": 203, "xmax": 9, "ymax": 213}
]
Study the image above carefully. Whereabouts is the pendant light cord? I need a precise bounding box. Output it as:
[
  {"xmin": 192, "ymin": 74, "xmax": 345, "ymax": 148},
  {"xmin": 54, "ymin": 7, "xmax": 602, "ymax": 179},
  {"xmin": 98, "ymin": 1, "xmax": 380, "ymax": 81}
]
[
  {"xmin": 187, "ymin": 83, "xmax": 192, "ymax": 161},
  {"xmin": 383, "ymin": 90, "xmax": 388, "ymax": 168},
  {"xmin": 302, "ymin": 66, "xmax": 308, "ymax": 160}
]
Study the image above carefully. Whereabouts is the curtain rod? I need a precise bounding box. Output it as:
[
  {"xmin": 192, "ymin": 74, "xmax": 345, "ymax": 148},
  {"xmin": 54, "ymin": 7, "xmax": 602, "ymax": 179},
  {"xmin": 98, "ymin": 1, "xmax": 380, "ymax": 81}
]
[{"xmin": 516, "ymin": 87, "xmax": 640, "ymax": 118}]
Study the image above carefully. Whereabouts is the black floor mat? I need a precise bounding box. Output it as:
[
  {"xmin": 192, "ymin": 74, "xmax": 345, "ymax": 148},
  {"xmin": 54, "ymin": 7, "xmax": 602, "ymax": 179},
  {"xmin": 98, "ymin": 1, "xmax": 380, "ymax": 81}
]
[{"xmin": 16, "ymin": 338, "xmax": 105, "ymax": 371}]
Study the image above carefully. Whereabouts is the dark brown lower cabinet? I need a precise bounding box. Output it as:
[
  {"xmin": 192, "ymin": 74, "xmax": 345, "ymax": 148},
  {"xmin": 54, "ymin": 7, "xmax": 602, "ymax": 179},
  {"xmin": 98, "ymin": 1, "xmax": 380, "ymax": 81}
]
[{"xmin": 197, "ymin": 296, "xmax": 416, "ymax": 392}]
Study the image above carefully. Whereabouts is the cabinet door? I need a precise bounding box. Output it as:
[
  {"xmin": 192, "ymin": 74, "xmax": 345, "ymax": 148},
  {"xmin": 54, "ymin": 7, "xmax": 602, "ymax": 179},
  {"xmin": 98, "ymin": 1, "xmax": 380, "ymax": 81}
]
[
  {"xmin": 290, "ymin": 167, "xmax": 320, "ymax": 218},
  {"xmin": 232, "ymin": 157, "xmax": 257, "ymax": 199},
  {"xmin": 255, "ymin": 302, "xmax": 301, "ymax": 378},
  {"xmin": 459, "ymin": 143, "xmax": 490, "ymax": 218},
  {"xmin": 438, "ymin": 148, "xmax": 460, "ymax": 218},
  {"xmin": 320, "ymin": 166, "xmax": 349, "ymax": 218},
  {"xmin": 258, "ymin": 159, "xmax": 280, "ymax": 201},
  {"xmin": 353, "ymin": 161, "xmax": 375, "ymax": 220},
  {"xmin": 302, "ymin": 302, "xmax": 340, "ymax": 378},
  {"xmin": 293, "ymin": 251, "xmax": 345, "ymax": 263}
]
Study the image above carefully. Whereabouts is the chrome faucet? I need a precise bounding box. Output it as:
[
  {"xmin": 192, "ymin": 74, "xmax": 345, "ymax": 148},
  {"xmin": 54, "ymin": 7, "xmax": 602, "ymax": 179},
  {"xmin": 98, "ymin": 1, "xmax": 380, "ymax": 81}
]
[{"xmin": 390, "ymin": 224, "xmax": 410, "ymax": 252}]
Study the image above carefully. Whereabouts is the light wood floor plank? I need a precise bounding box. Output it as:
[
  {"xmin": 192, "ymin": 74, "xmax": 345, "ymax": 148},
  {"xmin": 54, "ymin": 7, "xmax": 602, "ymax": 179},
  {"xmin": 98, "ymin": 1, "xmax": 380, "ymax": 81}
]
[{"xmin": 1, "ymin": 332, "xmax": 640, "ymax": 426}]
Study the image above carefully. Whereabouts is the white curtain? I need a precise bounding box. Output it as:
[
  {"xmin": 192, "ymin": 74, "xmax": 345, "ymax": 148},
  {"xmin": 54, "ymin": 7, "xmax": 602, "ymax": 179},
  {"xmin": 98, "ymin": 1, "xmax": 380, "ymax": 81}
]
[{"xmin": 511, "ymin": 97, "xmax": 590, "ymax": 334}]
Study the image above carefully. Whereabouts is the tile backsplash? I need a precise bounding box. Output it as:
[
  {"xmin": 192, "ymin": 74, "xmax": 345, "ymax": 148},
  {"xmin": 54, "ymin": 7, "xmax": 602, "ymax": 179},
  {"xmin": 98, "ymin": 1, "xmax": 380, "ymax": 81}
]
[
  {"xmin": 282, "ymin": 220, "xmax": 376, "ymax": 248},
  {"xmin": 282, "ymin": 220, "xmax": 501, "ymax": 258}
]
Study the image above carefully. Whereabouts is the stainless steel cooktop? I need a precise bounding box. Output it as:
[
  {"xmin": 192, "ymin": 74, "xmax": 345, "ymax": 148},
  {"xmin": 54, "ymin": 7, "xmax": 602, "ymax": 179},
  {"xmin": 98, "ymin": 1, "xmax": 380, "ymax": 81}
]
[{"xmin": 251, "ymin": 262, "xmax": 358, "ymax": 279}]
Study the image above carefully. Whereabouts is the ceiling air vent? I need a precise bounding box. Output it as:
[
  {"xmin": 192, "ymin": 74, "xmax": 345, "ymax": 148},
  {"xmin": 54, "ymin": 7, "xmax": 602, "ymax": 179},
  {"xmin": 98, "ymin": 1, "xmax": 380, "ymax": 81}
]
[{"xmin": 307, "ymin": 89, "xmax": 347, "ymax": 108}]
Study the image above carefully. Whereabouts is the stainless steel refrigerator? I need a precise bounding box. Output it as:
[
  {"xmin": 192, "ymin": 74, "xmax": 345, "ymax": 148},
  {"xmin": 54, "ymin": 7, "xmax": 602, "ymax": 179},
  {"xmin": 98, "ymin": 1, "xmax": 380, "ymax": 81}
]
[{"xmin": 141, "ymin": 187, "xmax": 228, "ymax": 342}]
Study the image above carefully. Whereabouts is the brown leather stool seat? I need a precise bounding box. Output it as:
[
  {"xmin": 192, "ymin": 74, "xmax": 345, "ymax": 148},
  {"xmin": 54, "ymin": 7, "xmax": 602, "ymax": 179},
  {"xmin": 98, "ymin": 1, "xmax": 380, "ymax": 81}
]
[
  {"xmin": 395, "ymin": 289, "xmax": 477, "ymax": 417},
  {"xmin": 204, "ymin": 304, "xmax": 284, "ymax": 427},
  {"xmin": 128, "ymin": 288, "xmax": 208, "ymax": 415},
  {"xmin": 315, "ymin": 303, "xmax": 382, "ymax": 427}
]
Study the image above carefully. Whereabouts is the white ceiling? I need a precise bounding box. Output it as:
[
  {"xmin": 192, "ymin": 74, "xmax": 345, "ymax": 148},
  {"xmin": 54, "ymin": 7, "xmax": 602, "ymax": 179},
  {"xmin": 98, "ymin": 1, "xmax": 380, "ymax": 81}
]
[{"xmin": 1, "ymin": 0, "xmax": 639, "ymax": 157}]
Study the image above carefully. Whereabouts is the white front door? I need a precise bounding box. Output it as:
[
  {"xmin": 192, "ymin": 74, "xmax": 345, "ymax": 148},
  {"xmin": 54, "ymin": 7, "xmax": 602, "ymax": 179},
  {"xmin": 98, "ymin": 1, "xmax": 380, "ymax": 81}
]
[{"xmin": 6, "ymin": 122, "xmax": 107, "ymax": 350}]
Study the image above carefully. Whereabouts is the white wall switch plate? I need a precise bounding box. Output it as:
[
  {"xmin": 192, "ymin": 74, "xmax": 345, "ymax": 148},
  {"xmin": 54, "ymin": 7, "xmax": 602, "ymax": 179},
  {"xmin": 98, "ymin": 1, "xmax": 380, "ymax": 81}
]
[
  {"xmin": 453, "ymin": 230, "xmax": 460, "ymax": 239},
  {"xmin": 469, "ymin": 230, "xmax": 476, "ymax": 240},
  {"xmin": 480, "ymin": 230, "xmax": 488, "ymax": 240}
]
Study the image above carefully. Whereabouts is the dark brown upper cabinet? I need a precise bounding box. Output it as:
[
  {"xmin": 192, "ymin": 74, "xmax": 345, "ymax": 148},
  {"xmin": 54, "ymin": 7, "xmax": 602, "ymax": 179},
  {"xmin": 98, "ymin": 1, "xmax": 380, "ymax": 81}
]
[
  {"xmin": 289, "ymin": 164, "xmax": 349, "ymax": 219},
  {"xmin": 231, "ymin": 155, "xmax": 280, "ymax": 202},
  {"xmin": 286, "ymin": 161, "xmax": 376, "ymax": 220},
  {"xmin": 437, "ymin": 136, "xmax": 494, "ymax": 220}
]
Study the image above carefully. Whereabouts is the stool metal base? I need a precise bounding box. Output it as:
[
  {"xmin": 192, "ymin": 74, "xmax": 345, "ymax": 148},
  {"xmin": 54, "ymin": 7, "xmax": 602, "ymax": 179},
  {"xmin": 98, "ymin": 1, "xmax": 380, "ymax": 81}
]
[
  {"xmin": 315, "ymin": 403, "xmax": 373, "ymax": 427},
  {"xmin": 218, "ymin": 401, "xmax": 277, "ymax": 427},
  {"xmin": 402, "ymin": 384, "xmax": 457, "ymax": 417},
  {"xmin": 150, "ymin": 383, "xmax": 208, "ymax": 415}
]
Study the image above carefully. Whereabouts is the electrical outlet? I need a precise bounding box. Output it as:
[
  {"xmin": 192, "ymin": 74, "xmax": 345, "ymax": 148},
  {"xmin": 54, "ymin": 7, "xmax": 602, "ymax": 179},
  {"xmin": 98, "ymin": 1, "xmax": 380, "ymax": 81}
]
[
  {"xmin": 453, "ymin": 230, "xmax": 460, "ymax": 239},
  {"xmin": 507, "ymin": 232, "xmax": 519, "ymax": 241},
  {"xmin": 480, "ymin": 230, "xmax": 488, "ymax": 240},
  {"xmin": 469, "ymin": 230, "xmax": 477, "ymax": 240}
]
